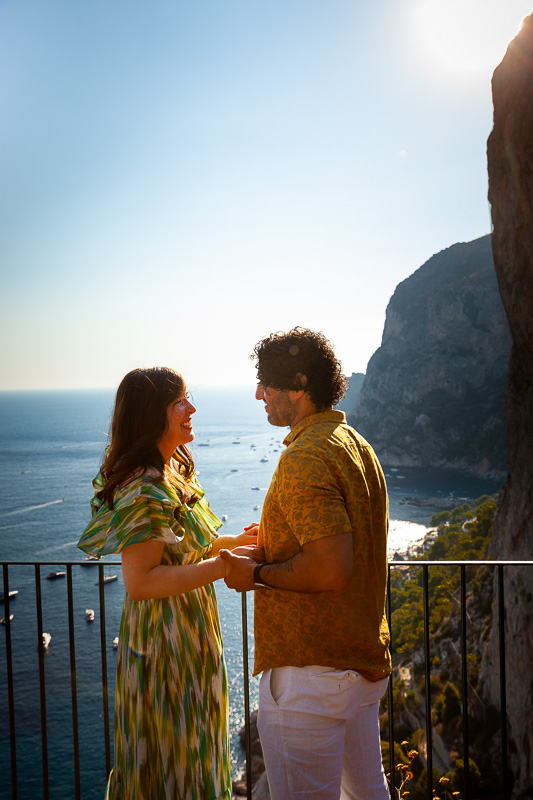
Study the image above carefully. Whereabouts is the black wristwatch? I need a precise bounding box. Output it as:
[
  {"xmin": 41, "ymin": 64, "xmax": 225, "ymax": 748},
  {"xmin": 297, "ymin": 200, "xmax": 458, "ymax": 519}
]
[{"xmin": 253, "ymin": 563, "xmax": 273, "ymax": 589}]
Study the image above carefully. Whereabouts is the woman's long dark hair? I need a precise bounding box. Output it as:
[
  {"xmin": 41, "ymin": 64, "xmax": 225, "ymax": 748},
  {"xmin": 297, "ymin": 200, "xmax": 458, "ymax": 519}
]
[{"xmin": 98, "ymin": 367, "xmax": 195, "ymax": 508}]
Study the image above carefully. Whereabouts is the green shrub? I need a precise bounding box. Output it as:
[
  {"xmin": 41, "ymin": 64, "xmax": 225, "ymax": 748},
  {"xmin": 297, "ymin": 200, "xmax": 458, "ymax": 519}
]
[{"xmin": 433, "ymin": 681, "xmax": 462, "ymax": 728}]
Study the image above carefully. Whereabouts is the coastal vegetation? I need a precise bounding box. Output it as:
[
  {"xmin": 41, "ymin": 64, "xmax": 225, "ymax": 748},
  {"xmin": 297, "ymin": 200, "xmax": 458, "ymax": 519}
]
[{"xmin": 381, "ymin": 495, "xmax": 501, "ymax": 799}]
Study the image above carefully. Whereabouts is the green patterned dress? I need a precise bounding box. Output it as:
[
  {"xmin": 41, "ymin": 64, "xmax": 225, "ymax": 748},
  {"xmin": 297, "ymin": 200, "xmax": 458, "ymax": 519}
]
[{"xmin": 77, "ymin": 472, "xmax": 231, "ymax": 800}]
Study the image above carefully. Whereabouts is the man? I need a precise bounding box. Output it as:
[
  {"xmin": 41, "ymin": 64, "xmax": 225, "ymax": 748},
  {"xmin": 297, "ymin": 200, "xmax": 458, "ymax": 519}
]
[{"xmin": 221, "ymin": 327, "xmax": 391, "ymax": 800}]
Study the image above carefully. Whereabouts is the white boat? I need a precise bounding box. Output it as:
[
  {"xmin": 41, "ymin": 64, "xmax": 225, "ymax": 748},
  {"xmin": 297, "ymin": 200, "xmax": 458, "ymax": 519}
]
[
  {"xmin": 95, "ymin": 574, "xmax": 118, "ymax": 585},
  {"xmin": 42, "ymin": 632, "xmax": 51, "ymax": 649},
  {"xmin": 86, "ymin": 608, "xmax": 95, "ymax": 622},
  {"xmin": 253, "ymin": 505, "xmax": 260, "ymax": 510},
  {"xmin": 46, "ymin": 571, "xmax": 66, "ymax": 580},
  {"xmin": 260, "ymin": 456, "xmax": 269, "ymax": 462},
  {"xmin": 113, "ymin": 636, "xmax": 119, "ymax": 648},
  {"xmin": 222, "ymin": 514, "xmax": 228, "ymax": 521},
  {"xmin": 81, "ymin": 556, "xmax": 98, "ymax": 567},
  {"xmin": 1, "ymin": 614, "xmax": 14, "ymax": 625},
  {"xmin": 0, "ymin": 590, "xmax": 18, "ymax": 603}
]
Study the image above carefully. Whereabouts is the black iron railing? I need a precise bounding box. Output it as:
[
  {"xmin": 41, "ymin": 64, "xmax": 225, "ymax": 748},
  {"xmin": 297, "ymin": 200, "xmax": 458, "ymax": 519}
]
[{"xmin": 1, "ymin": 560, "xmax": 531, "ymax": 800}]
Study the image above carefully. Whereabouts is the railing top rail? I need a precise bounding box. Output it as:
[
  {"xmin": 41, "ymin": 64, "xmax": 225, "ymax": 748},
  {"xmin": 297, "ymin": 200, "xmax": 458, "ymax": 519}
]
[
  {"xmin": 388, "ymin": 559, "xmax": 533, "ymax": 566},
  {"xmin": 1, "ymin": 559, "xmax": 532, "ymax": 567},
  {"xmin": 0, "ymin": 560, "xmax": 123, "ymax": 566}
]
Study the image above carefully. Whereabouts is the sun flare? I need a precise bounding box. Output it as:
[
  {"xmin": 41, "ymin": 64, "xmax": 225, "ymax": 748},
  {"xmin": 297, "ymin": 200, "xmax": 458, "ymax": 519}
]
[{"xmin": 412, "ymin": 0, "xmax": 531, "ymax": 78}]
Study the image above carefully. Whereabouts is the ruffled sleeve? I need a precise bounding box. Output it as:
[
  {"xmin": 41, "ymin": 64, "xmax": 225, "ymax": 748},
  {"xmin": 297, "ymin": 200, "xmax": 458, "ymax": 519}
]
[
  {"xmin": 77, "ymin": 473, "xmax": 222, "ymax": 560},
  {"xmin": 77, "ymin": 476, "xmax": 185, "ymax": 558}
]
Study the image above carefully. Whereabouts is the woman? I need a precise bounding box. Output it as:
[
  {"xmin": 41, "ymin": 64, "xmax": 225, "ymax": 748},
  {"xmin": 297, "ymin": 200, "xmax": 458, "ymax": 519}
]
[{"xmin": 77, "ymin": 367, "xmax": 257, "ymax": 800}]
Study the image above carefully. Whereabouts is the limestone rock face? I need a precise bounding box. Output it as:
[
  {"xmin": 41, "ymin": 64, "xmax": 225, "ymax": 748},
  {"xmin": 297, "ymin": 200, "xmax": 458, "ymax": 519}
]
[
  {"xmin": 351, "ymin": 235, "xmax": 511, "ymax": 476},
  {"xmin": 336, "ymin": 372, "xmax": 365, "ymax": 414},
  {"xmin": 484, "ymin": 12, "xmax": 533, "ymax": 799}
]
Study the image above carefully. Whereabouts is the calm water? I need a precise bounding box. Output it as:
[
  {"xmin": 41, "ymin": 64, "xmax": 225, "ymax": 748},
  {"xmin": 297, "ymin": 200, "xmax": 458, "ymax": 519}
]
[{"xmin": 0, "ymin": 389, "xmax": 503, "ymax": 799}]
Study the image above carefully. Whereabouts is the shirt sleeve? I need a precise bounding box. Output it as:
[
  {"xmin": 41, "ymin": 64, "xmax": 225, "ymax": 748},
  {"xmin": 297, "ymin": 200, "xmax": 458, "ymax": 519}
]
[{"xmin": 276, "ymin": 450, "xmax": 353, "ymax": 546}]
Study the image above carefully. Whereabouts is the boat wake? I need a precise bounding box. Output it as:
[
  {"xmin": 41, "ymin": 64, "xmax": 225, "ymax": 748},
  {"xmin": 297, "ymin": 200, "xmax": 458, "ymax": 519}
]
[
  {"xmin": 59, "ymin": 441, "xmax": 102, "ymax": 449},
  {"xmin": 0, "ymin": 499, "xmax": 67, "ymax": 517},
  {"xmin": 35, "ymin": 539, "xmax": 81, "ymax": 557}
]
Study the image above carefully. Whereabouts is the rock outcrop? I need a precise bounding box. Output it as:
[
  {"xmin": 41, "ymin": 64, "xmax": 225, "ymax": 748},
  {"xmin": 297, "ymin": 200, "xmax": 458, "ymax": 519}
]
[
  {"xmin": 350, "ymin": 235, "xmax": 511, "ymax": 477},
  {"xmin": 337, "ymin": 372, "xmax": 365, "ymax": 414},
  {"xmin": 483, "ymin": 12, "xmax": 533, "ymax": 799}
]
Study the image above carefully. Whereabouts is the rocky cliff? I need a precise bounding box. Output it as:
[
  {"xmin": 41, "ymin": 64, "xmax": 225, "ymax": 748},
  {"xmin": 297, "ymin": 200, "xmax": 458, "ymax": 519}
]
[
  {"xmin": 350, "ymin": 234, "xmax": 511, "ymax": 477},
  {"xmin": 337, "ymin": 372, "xmax": 365, "ymax": 414},
  {"xmin": 482, "ymin": 12, "xmax": 533, "ymax": 799}
]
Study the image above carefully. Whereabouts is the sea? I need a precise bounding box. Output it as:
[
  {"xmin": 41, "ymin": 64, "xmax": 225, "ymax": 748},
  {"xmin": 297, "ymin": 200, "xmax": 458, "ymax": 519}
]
[{"xmin": 0, "ymin": 388, "xmax": 504, "ymax": 799}]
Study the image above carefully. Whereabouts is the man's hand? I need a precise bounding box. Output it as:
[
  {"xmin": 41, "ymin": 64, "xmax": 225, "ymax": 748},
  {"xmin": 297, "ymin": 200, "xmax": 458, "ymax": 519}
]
[{"xmin": 220, "ymin": 549, "xmax": 260, "ymax": 592}]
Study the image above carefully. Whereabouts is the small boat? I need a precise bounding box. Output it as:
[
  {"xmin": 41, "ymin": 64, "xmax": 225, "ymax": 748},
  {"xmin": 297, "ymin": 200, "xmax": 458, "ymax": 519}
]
[
  {"xmin": 231, "ymin": 469, "xmax": 238, "ymax": 472},
  {"xmin": 81, "ymin": 556, "xmax": 98, "ymax": 567},
  {"xmin": 113, "ymin": 636, "xmax": 119, "ymax": 648},
  {"xmin": 222, "ymin": 514, "xmax": 228, "ymax": 521},
  {"xmin": 42, "ymin": 632, "xmax": 51, "ymax": 649},
  {"xmin": 86, "ymin": 609, "xmax": 95, "ymax": 622},
  {"xmin": 260, "ymin": 456, "xmax": 269, "ymax": 463},
  {"xmin": 95, "ymin": 574, "xmax": 118, "ymax": 585},
  {"xmin": 197, "ymin": 442, "xmax": 210, "ymax": 447},
  {"xmin": 251, "ymin": 486, "xmax": 260, "ymax": 491},
  {"xmin": 232, "ymin": 440, "xmax": 240, "ymax": 444},
  {"xmin": 1, "ymin": 614, "xmax": 14, "ymax": 625},
  {"xmin": 253, "ymin": 505, "xmax": 260, "ymax": 510},
  {"xmin": 46, "ymin": 571, "xmax": 66, "ymax": 580},
  {"xmin": 0, "ymin": 590, "xmax": 18, "ymax": 603}
]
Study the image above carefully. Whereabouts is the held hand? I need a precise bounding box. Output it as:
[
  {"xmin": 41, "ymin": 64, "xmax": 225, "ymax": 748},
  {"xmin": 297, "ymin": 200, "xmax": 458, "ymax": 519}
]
[
  {"xmin": 230, "ymin": 545, "xmax": 266, "ymax": 562},
  {"xmin": 220, "ymin": 549, "xmax": 257, "ymax": 592},
  {"xmin": 233, "ymin": 523, "xmax": 259, "ymax": 549}
]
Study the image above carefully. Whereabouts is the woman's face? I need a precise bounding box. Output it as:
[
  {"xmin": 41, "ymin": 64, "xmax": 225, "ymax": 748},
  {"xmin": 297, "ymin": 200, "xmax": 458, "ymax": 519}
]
[{"xmin": 157, "ymin": 391, "xmax": 196, "ymax": 459}]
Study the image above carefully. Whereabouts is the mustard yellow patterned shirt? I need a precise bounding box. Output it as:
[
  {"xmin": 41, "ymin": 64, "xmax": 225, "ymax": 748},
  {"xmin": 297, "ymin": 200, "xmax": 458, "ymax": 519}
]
[{"xmin": 253, "ymin": 410, "xmax": 391, "ymax": 681}]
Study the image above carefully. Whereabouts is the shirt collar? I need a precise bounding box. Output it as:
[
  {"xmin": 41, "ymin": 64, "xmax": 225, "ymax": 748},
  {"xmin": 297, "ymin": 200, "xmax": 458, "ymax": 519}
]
[{"xmin": 283, "ymin": 409, "xmax": 347, "ymax": 446}]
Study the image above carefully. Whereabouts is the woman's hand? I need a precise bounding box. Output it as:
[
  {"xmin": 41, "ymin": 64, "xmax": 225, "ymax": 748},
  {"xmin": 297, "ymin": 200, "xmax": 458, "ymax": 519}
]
[
  {"xmin": 230, "ymin": 545, "xmax": 265, "ymax": 562},
  {"xmin": 209, "ymin": 525, "xmax": 260, "ymax": 557},
  {"xmin": 233, "ymin": 523, "xmax": 259, "ymax": 549}
]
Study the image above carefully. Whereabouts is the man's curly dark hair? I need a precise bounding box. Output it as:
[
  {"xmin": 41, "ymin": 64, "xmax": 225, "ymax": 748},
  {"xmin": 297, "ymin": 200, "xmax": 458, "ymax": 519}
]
[{"xmin": 251, "ymin": 327, "xmax": 348, "ymax": 410}]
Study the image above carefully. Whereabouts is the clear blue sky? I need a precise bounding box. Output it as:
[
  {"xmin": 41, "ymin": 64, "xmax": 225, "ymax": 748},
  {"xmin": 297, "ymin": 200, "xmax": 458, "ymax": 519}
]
[{"xmin": 1, "ymin": 0, "xmax": 530, "ymax": 390}]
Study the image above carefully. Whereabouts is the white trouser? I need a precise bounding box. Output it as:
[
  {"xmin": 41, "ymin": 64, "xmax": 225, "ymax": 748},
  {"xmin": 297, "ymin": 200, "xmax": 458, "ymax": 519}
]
[{"xmin": 257, "ymin": 665, "xmax": 390, "ymax": 800}]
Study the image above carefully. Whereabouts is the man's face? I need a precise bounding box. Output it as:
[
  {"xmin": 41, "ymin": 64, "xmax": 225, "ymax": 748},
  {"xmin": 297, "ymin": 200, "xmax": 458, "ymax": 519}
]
[{"xmin": 256, "ymin": 383, "xmax": 298, "ymax": 428}]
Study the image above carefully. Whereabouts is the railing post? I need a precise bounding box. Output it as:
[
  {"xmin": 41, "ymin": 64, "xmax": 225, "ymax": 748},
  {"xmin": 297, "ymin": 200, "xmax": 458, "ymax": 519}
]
[
  {"xmin": 35, "ymin": 564, "xmax": 49, "ymax": 800},
  {"xmin": 386, "ymin": 566, "xmax": 396, "ymax": 797},
  {"xmin": 422, "ymin": 565, "xmax": 433, "ymax": 798},
  {"xmin": 241, "ymin": 591, "xmax": 252, "ymax": 800},
  {"xmin": 3, "ymin": 563, "xmax": 18, "ymax": 799},
  {"xmin": 66, "ymin": 565, "xmax": 81, "ymax": 800},
  {"xmin": 498, "ymin": 565, "xmax": 509, "ymax": 799},
  {"xmin": 97, "ymin": 564, "xmax": 111, "ymax": 777},
  {"xmin": 460, "ymin": 564, "xmax": 470, "ymax": 800}
]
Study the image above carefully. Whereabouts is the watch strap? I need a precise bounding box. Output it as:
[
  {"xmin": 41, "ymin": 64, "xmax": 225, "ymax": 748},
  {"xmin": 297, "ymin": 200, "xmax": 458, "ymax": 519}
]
[{"xmin": 253, "ymin": 563, "xmax": 272, "ymax": 588}]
